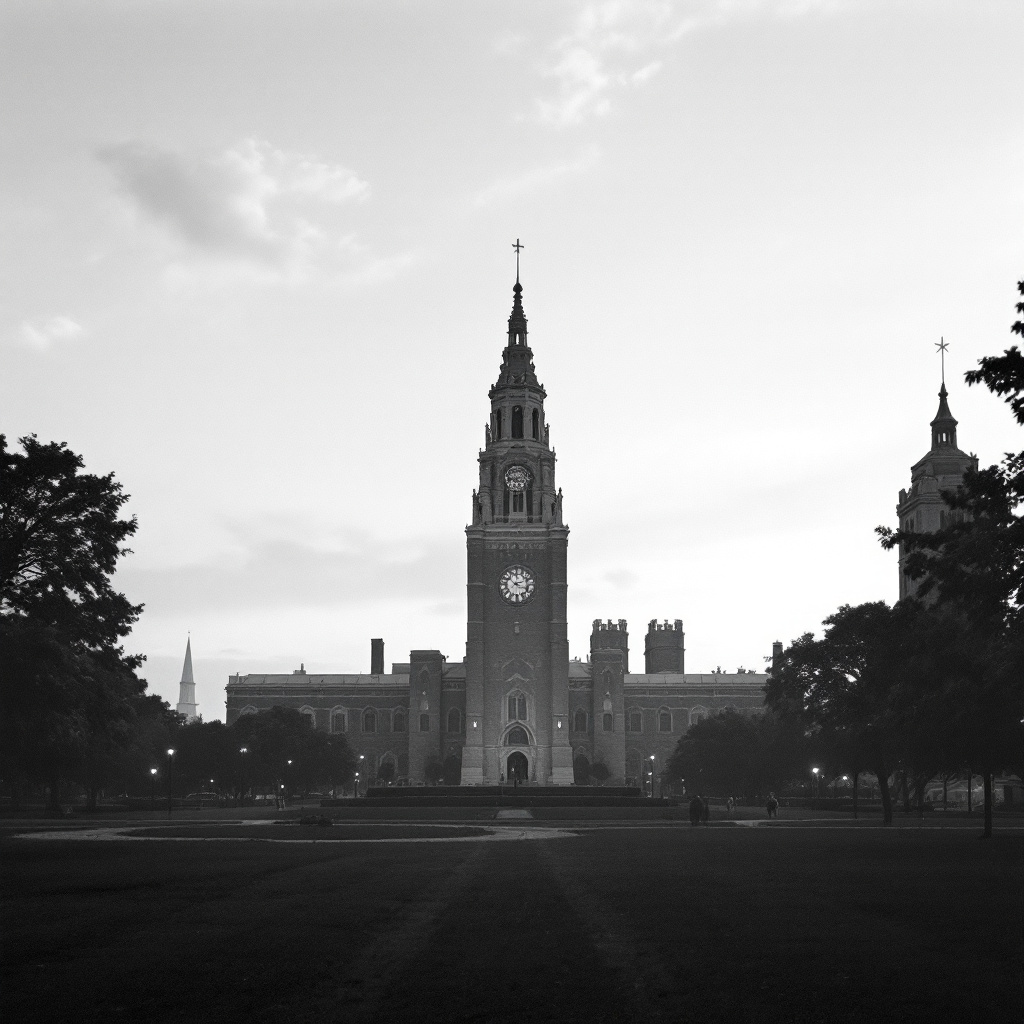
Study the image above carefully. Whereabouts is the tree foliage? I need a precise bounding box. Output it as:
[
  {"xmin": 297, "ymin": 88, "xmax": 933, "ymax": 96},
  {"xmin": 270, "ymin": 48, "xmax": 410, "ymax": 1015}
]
[
  {"xmin": 0, "ymin": 436, "xmax": 150, "ymax": 812},
  {"xmin": 663, "ymin": 708, "xmax": 809, "ymax": 800}
]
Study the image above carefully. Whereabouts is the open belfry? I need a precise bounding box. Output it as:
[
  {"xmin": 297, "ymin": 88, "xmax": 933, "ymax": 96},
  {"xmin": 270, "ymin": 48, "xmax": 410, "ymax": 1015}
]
[{"xmin": 226, "ymin": 261, "xmax": 770, "ymax": 785}]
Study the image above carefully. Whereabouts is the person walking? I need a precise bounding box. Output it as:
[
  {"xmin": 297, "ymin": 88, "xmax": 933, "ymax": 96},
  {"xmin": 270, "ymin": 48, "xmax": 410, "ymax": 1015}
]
[{"xmin": 689, "ymin": 795, "xmax": 702, "ymax": 826}]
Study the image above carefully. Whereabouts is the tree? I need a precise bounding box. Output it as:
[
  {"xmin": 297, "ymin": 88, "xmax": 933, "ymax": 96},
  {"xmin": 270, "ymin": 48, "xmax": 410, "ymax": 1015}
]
[
  {"xmin": 765, "ymin": 602, "xmax": 924, "ymax": 824},
  {"xmin": 878, "ymin": 281, "xmax": 1024, "ymax": 836},
  {"xmin": 662, "ymin": 708, "xmax": 809, "ymax": 801},
  {"xmin": 0, "ymin": 436, "xmax": 146, "ymax": 814}
]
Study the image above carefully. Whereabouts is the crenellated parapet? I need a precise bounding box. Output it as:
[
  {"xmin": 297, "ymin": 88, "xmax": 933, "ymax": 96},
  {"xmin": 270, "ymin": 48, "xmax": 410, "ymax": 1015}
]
[{"xmin": 644, "ymin": 618, "xmax": 685, "ymax": 673}]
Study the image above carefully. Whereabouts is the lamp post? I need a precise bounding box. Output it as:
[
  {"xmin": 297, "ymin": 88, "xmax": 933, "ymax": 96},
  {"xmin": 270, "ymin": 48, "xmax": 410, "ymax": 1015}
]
[
  {"xmin": 354, "ymin": 772, "xmax": 360, "ymax": 798},
  {"xmin": 649, "ymin": 755, "xmax": 656, "ymax": 798},
  {"xmin": 357, "ymin": 754, "xmax": 364, "ymax": 797},
  {"xmin": 239, "ymin": 747, "xmax": 248, "ymax": 806},
  {"xmin": 149, "ymin": 767, "xmax": 157, "ymax": 810},
  {"xmin": 166, "ymin": 748, "xmax": 176, "ymax": 818},
  {"xmin": 811, "ymin": 766, "xmax": 820, "ymax": 806}
]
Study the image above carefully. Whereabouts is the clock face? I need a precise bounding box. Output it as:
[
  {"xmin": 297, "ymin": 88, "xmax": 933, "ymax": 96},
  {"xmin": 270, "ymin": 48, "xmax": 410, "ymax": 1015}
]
[
  {"xmin": 499, "ymin": 564, "xmax": 535, "ymax": 604},
  {"xmin": 504, "ymin": 465, "xmax": 531, "ymax": 492}
]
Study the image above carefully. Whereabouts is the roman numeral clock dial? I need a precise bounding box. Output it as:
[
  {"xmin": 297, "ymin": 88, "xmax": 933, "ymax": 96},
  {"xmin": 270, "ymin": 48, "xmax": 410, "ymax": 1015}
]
[{"xmin": 499, "ymin": 564, "xmax": 535, "ymax": 604}]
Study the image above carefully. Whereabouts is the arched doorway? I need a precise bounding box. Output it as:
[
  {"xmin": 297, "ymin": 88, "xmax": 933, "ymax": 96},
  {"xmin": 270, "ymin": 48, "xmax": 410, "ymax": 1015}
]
[{"xmin": 507, "ymin": 751, "xmax": 529, "ymax": 784}]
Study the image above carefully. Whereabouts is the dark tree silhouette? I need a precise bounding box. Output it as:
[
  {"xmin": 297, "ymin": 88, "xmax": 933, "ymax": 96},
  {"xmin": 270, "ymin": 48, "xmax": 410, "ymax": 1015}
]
[
  {"xmin": 0, "ymin": 436, "xmax": 147, "ymax": 813},
  {"xmin": 878, "ymin": 281, "xmax": 1024, "ymax": 836}
]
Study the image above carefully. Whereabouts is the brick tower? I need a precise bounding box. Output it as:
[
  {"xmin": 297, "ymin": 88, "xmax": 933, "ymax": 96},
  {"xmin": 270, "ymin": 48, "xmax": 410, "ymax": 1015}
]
[
  {"xmin": 896, "ymin": 379, "xmax": 978, "ymax": 600},
  {"xmin": 462, "ymin": 269, "xmax": 572, "ymax": 785}
]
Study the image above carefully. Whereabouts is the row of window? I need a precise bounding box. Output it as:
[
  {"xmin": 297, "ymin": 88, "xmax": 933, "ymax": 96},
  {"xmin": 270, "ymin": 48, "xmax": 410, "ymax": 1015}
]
[
  {"xmin": 330, "ymin": 708, "xmax": 466, "ymax": 735},
  {"xmin": 494, "ymin": 406, "xmax": 540, "ymax": 441},
  {"xmin": 572, "ymin": 709, "xmax": 706, "ymax": 733}
]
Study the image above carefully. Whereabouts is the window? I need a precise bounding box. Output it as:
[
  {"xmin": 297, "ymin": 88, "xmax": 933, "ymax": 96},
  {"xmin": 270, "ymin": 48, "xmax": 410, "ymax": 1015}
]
[
  {"xmin": 332, "ymin": 711, "xmax": 347, "ymax": 733},
  {"xmin": 508, "ymin": 694, "xmax": 527, "ymax": 721},
  {"xmin": 511, "ymin": 405, "xmax": 523, "ymax": 438},
  {"xmin": 419, "ymin": 713, "xmax": 430, "ymax": 732},
  {"xmin": 572, "ymin": 709, "xmax": 587, "ymax": 733},
  {"xmin": 626, "ymin": 710, "xmax": 642, "ymax": 733},
  {"xmin": 362, "ymin": 709, "xmax": 376, "ymax": 733},
  {"xmin": 380, "ymin": 709, "xmax": 392, "ymax": 732},
  {"xmin": 603, "ymin": 713, "xmax": 614, "ymax": 732},
  {"xmin": 532, "ymin": 409, "xmax": 539, "ymax": 439},
  {"xmin": 495, "ymin": 409, "xmax": 503, "ymax": 439},
  {"xmin": 302, "ymin": 711, "xmax": 316, "ymax": 730},
  {"xmin": 659, "ymin": 710, "xmax": 672, "ymax": 733},
  {"xmin": 507, "ymin": 725, "xmax": 528, "ymax": 745},
  {"xmin": 690, "ymin": 711, "xmax": 704, "ymax": 726},
  {"xmin": 393, "ymin": 710, "xmax": 406, "ymax": 732},
  {"xmin": 447, "ymin": 708, "xmax": 462, "ymax": 733}
]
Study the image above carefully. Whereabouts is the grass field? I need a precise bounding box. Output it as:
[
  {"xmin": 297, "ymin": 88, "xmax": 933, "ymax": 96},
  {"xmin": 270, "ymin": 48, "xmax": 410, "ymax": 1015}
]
[{"xmin": 2, "ymin": 816, "xmax": 1020, "ymax": 1023}]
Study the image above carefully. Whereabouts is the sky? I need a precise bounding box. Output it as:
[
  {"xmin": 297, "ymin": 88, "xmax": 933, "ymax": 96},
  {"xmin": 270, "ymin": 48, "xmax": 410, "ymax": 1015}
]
[{"xmin": 2, "ymin": 0, "xmax": 1022, "ymax": 722}]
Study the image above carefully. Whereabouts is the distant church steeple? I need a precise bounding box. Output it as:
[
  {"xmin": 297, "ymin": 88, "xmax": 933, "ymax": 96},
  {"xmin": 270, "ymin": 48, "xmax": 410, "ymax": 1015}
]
[
  {"xmin": 176, "ymin": 636, "xmax": 199, "ymax": 722},
  {"xmin": 930, "ymin": 382, "xmax": 959, "ymax": 450}
]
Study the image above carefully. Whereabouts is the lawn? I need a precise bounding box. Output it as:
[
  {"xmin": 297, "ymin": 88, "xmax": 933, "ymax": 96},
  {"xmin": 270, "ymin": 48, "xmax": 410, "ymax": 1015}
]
[{"xmin": 1, "ymin": 820, "xmax": 1019, "ymax": 1023}]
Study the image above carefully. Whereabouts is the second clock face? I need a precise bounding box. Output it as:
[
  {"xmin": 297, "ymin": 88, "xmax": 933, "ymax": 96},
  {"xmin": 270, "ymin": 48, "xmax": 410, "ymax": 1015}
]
[
  {"xmin": 499, "ymin": 564, "xmax": 535, "ymax": 604},
  {"xmin": 504, "ymin": 465, "xmax": 531, "ymax": 492}
]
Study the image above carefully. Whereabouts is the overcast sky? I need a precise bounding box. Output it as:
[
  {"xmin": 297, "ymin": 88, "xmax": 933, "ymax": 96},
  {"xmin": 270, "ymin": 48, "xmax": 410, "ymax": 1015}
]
[{"xmin": 3, "ymin": 0, "xmax": 1022, "ymax": 721}]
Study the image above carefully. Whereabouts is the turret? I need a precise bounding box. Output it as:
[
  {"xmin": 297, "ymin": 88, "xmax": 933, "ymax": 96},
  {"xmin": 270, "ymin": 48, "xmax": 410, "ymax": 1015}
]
[
  {"xmin": 591, "ymin": 619, "xmax": 629, "ymax": 672},
  {"xmin": 644, "ymin": 619, "xmax": 685, "ymax": 673}
]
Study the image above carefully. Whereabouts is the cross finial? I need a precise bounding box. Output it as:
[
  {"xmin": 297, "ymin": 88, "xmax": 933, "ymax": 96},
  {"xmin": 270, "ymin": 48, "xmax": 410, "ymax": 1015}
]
[
  {"xmin": 935, "ymin": 337, "xmax": 949, "ymax": 386},
  {"xmin": 512, "ymin": 238, "xmax": 524, "ymax": 281}
]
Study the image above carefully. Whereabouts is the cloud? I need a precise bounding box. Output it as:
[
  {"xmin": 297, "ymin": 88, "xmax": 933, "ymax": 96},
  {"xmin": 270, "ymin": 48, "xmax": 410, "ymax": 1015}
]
[
  {"xmin": 17, "ymin": 315, "xmax": 86, "ymax": 351},
  {"xmin": 118, "ymin": 519, "xmax": 464, "ymax": 615},
  {"xmin": 535, "ymin": 0, "xmax": 850, "ymax": 125},
  {"xmin": 472, "ymin": 146, "xmax": 600, "ymax": 207},
  {"xmin": 98, "ymin": 138, "xmax": 380, "ymax": 283}
]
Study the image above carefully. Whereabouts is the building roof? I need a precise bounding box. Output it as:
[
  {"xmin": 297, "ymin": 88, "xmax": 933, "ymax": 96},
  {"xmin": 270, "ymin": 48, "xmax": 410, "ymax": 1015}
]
[{"xmin": 180, "ymin": 637, "xmax": 194, "ymax": 685}]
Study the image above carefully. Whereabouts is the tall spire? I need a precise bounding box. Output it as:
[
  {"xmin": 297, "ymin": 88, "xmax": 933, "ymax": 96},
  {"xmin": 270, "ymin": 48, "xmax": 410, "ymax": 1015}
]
[
  {"xmin": 180, "ymin": 636, "xmax": 194, "ymax": 685},
  {"xmin": 930, "ymin": 381, "xmax": 958, "ymax": 450},
  {"xmin": 176, "ymin": 635, "xmax": 198, "ymax": 721}
]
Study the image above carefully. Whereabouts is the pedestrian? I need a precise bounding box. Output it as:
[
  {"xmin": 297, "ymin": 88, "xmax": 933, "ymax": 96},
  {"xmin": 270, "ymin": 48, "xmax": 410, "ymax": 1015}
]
[
  {"xmin": 689, "ymin": 795, "xmax": 702, "ymax": 826},
  {"xmin": 766, "ymin": 792, "xmax": 778, "ymax": 818},
  {"xmin": 726, "ymin": 796, "xmax": 734, "ymax": 815}
]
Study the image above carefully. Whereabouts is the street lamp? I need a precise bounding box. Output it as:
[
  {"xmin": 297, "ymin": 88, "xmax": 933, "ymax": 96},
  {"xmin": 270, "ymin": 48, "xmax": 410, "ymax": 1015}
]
[
  {"xmin": 166, "ymin": 748, "xmax": 176, "ymax": 818},
  {"xmin": 149, "ymin": 767, "xmax": 158, "ymax": 810},
  {"xmin": 354, "ymin": 772, "xmax": 360, "ymax": 798},
  {"xmin": 239, "ymin": 747, "xmax": 248, "ymax": 806},
  {"xmin": 811, "ymin": 766, "xmax": 821, "ymax": 804},
  {"xmin": 649, "ymin": 755, "xmax": 656, "ymax": 798}
]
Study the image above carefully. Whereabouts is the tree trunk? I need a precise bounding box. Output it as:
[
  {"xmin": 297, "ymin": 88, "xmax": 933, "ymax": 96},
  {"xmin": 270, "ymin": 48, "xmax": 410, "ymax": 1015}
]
[
  {"xmin": 983, "ymin": 771, "xmax": 993, "ymax": 839},
  {"xmin": 852, "ymin": 770, "xmax": 859, "ymax": 819},
  {"xmin": 876, "ymin": 769, "xmax": 892, "ymax": 825},
  {"xmin": 899, "ymin": 771, "xmax": 911, "ymax": 814}
]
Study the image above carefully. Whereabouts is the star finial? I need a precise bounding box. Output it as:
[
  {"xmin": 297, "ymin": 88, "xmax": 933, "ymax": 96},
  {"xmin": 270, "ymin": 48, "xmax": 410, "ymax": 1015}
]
[
  {"xmin": 935, "ymin": 337, "xmax": 949, "ymax": 385},
  {"xmin": 512, "ymin": 238, "xmax": 524, "ymax": 281}
]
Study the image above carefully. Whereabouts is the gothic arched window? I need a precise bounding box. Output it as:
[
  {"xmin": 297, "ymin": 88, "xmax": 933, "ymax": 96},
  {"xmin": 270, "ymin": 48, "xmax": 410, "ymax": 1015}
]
[
  {"xmin": 531, "ymin": 409, "xmax": 539, "ymax": 439},
  {"xmin": 626, "ymin": 709, "xmax": 643, "ymax": 733},
  {"xmin": 331, "ymin": 711, "xmax": 347, "ymax": 733},
  {"xmin": 511, "ymin": 405, "xmax": 523, "ymax": 439},
  {"xmin": 393, "ymin": 710, "xmax": 406, "ymax": 732},
  {"xmin": 362, "ymin": 709, "xmax": 376, "ymax": 733},
  {"xmin": 419, "ymin": 713, "xmax": 430, "ymax": 732},
  {"xmin": 507, "ymin": 725, "xmax": 529, "ymax": 745},
  {"xmin": 495, "ymin": 409, "xmax": 503, "ymax": 440},
  {"xmin": 572, "ymin": 709, "xmax": 587, "ymax": 733},
  {"xmin": 508, "ymin": 693, "xmax": 527, "ymax": 721},
  {"xmin": 659, "ymin": 710, "xmax": 672, "ymax": 733},
  {"xmin": 447, "ymin": 708, "xmax": 462, "ymax": 733},
  {"xmin": 603, "ymin": 712, "xmax": 614, "ymax": 732}
]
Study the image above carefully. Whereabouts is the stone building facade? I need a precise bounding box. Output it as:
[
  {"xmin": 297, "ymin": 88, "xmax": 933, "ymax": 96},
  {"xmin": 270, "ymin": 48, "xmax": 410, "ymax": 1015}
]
[{"xmin": 225, "ymin": 275, "xmax": 768, "ymax": 785}]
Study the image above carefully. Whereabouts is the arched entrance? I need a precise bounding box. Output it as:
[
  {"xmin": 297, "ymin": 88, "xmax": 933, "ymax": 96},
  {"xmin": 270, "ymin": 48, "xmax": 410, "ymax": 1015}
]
[{"xmin": 507, "ymin": 751, "xmax": 529, "ymax": 784}]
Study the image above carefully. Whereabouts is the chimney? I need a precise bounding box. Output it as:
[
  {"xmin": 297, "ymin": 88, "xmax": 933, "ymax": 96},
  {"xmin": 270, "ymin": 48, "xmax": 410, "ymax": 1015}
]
[
  {"xmin": 771, "ymin": 641, "xmax": 783, "ymax": 672},
  {"xmin": 371, "ymin": 638, "xmax": 385, "ymax": 675}
]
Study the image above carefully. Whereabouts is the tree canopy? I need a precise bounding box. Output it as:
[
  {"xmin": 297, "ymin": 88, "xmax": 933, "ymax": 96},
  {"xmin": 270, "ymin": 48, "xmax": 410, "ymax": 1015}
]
[{"xmin": 0, "ymin": 435, "xmax": 150, "ymax": 812}]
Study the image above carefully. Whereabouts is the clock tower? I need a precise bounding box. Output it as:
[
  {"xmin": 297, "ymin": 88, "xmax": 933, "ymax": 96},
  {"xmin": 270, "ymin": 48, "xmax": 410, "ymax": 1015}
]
[{"xmin": 461, "ymin": 271, "xmax": 573, "ymax": 785}]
